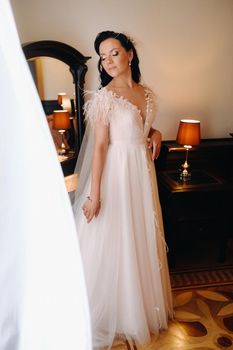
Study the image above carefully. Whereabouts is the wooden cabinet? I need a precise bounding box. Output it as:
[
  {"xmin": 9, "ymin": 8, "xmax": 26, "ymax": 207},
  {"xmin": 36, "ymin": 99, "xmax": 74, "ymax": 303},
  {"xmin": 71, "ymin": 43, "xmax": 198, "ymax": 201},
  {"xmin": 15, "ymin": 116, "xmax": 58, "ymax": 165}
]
[{"xmin": 156, "ymin": 138, "xmax": 233, "ymax": 268}]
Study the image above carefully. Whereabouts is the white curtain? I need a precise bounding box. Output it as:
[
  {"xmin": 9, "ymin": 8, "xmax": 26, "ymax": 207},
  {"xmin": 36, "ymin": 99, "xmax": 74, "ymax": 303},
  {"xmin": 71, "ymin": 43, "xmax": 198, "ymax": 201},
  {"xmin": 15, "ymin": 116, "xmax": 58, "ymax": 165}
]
[{"xmin": 0, "ymin": 1, "xmax": 91, "ymax": 349}]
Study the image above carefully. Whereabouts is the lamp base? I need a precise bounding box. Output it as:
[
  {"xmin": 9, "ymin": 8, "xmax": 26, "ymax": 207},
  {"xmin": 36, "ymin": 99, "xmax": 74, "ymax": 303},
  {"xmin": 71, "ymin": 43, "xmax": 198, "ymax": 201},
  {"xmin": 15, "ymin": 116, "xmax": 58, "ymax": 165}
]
[
  {"xmin": 58, "ymin": 154, "xmax": 69, "ymax": 162},
  {"xmin": 180, "ymin": 170, "xmax": 191, "ymax": 181},
  {"xmin": 57, "ymin": 145, "xmax": 66, "ymax": 156},
  {"xmin": 57, "ymin": 130, "xmax": 68, "ymax": 156},
  {"xmin": 179, "ymin": 160, "xmax": 191, "ymax": 181}
]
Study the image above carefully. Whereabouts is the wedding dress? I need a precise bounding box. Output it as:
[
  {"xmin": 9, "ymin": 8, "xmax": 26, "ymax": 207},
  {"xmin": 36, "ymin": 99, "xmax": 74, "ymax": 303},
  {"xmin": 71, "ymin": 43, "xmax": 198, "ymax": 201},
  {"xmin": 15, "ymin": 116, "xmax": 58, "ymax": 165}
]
[{"xmin": 73, "ymin": 86, "xmax": 173, "ymax": 349}]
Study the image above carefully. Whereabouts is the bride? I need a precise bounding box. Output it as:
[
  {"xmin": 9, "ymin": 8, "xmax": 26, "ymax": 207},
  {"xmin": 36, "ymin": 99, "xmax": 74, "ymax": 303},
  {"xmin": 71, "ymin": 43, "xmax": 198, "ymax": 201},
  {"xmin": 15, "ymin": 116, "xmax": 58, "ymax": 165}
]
[{"xmin": 73, "ymin": 30, "xmax": 173, "ymax": 349}]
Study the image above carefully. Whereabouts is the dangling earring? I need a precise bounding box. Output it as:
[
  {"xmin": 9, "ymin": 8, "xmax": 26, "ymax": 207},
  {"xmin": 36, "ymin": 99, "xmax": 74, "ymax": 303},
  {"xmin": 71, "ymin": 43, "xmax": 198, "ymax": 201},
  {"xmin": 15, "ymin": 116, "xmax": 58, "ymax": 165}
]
[
  {"xmin": 129, "ymin": 61, "xmax": 131, "ymax": 66},
  {"xmin": 100, "ymin": 64, "xmax": 103, "ymax": 72}
]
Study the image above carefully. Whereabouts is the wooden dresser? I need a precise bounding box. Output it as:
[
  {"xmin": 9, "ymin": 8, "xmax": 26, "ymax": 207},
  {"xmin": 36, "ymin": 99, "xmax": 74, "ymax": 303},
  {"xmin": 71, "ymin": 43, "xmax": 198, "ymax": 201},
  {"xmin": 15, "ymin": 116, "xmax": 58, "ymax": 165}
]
[{"xmin": 156, "ymin": 138, "xmax": 233, "ymax": 268}]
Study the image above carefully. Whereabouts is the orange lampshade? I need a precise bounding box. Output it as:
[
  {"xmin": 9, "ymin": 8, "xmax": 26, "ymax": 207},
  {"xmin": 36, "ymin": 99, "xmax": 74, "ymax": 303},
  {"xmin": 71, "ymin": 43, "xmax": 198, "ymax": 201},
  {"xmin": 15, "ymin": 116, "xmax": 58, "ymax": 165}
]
[
  {"xmin": 176, "ymin": 119, "xmax": 201, "ymax": 146},
  {"xmin": 52, "ymin": 110, "xmax": 71, "ymax": 130}
]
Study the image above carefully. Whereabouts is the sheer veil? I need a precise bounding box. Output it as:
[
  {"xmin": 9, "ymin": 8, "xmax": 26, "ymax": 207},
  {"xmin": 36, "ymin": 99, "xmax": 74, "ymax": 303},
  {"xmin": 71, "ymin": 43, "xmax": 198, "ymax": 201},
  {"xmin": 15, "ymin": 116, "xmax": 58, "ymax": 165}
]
[
  {"xmin": 71, "ymin": 87, "xmax": 112, "ymax": 209},
  {"xmin": 71, "ymin": 121, "xmax": 93, "ymax": 206}
]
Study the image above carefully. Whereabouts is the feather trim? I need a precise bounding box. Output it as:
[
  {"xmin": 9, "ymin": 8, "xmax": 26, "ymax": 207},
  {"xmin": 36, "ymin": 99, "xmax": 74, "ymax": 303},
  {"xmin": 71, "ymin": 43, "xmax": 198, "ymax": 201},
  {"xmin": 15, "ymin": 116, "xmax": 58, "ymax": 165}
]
[{"xmin": 84, "ymin": 88, "xmax": 112, "ymax": 127}]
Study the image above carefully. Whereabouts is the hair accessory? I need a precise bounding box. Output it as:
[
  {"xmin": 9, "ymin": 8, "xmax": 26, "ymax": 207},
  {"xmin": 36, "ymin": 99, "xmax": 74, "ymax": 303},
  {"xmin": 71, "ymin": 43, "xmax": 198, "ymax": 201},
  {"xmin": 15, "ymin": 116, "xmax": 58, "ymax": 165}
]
[{"xmin": 114, "ymin": 32, "xmax": 121, "ymax": 40}]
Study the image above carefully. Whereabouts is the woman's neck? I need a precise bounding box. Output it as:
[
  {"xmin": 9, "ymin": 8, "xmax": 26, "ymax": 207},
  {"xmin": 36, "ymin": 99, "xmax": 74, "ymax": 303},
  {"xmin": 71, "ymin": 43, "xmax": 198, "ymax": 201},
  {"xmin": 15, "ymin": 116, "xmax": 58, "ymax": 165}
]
[{"xmin": 109, "ymin": 77, "xmax": 136, "ymax": 89}]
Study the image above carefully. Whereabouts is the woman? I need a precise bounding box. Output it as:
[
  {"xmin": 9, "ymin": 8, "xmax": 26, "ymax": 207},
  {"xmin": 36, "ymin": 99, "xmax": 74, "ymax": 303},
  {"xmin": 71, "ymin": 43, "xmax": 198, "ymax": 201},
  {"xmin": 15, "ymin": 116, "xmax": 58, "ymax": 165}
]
[{"xmin": 73, "ymin": 30, "xmax": 173, "ymax": 349}]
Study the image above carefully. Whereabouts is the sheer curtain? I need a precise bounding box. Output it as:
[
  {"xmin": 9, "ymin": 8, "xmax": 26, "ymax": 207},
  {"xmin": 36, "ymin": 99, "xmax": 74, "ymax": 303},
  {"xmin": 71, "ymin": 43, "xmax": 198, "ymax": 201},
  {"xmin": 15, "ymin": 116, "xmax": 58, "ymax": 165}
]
[{"xmin": 0, "ymin": 1, "xmax": 91, "ymax": 349}]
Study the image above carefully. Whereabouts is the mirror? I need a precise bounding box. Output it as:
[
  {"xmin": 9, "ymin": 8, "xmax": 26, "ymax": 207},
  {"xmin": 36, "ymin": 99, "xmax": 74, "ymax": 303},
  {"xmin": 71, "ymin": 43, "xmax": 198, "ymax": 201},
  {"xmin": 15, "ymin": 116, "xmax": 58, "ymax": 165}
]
[
  {"xmin": 27, "ymin": 57, "xmax": 74, "ymax": 100},
  {"xmin": 22, "ymin": 40, "xmax": 91, "ymax": 175}
]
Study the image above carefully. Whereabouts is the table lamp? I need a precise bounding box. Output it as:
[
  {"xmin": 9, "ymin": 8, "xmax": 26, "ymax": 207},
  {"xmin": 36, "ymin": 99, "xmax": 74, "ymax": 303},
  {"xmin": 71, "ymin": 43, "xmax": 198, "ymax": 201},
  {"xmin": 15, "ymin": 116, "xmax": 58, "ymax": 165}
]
[
  {"xmin": 52, "ymin": 110, "xmax": 71, "ymax": 156},
  {"xmin": 176, "ymin": 119, "xmax": 201, "ymax": 181}
]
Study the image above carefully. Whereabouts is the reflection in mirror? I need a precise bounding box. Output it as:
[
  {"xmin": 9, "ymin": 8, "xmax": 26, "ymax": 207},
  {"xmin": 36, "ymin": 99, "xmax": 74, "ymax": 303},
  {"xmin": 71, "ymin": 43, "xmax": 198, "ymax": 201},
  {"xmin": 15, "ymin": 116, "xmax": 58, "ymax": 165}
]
[
  {"xmin": 22, "ymin": 40, "xmax": 91, "ymax": 175},
  {"xmin": 28, "ymin": 57, "xmax": 76, "ymax": 165},
  {"xmin": 52, "ymin": 109, "xmax": 71, "ymax": 161},
  {"xmin": 28, "ymin": 57, "xmax": 74, "ymax": 100}
]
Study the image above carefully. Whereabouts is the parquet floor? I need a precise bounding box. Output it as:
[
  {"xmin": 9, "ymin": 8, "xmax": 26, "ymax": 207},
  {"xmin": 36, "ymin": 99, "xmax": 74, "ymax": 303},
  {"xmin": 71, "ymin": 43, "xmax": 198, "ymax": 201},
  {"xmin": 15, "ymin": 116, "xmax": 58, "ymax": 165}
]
[
  {"xmin": 112, "ymin": 285, "xmax": 233, "ymax": 350},
  {"xmin": 112, "ymin": 239, "xmax": 233, "ymax": 349}
]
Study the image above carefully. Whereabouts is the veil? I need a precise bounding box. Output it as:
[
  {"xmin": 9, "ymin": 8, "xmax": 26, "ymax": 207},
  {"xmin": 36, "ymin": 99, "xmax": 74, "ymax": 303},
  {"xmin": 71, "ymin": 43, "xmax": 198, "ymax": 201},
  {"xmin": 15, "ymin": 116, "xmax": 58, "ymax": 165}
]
[
  {"xmin": 71, "ymin": 87, "xmax": 111, "ymax": 209},
  {"xmin": 70, "ymin": 121, "xmax": 94, "ymax": 206}
]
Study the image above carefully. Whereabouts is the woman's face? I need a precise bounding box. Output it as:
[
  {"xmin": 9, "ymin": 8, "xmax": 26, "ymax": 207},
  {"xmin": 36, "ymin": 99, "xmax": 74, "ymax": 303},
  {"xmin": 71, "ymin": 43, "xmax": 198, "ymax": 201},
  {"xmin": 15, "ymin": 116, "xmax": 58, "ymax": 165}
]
[{"xmin": 99, "ymin": 38, "xmax": 132, "ymax": 79}]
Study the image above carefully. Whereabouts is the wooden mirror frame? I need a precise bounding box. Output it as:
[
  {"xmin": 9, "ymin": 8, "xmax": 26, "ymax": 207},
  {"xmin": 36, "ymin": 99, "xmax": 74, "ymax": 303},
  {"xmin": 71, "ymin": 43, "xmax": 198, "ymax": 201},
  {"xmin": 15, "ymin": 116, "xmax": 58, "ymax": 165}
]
[{"xmin": 22, "ymin": 40, "xmax": 91, "ymax": 175}]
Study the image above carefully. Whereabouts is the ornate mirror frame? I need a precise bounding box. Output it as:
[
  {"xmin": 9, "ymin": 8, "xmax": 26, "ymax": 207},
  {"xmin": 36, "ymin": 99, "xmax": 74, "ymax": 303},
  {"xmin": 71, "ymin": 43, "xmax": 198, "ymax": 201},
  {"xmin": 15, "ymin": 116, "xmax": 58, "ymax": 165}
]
[{"xmin": 22, "ymin": 40, "xmax": 91, "ymax": 175}]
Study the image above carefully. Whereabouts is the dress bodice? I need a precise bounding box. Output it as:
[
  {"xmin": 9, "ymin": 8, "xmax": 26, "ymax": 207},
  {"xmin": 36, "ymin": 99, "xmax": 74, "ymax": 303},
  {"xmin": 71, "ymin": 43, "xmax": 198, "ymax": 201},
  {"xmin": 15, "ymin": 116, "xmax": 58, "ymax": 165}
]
[{"xmin": 84, "ymin": 86, "xmax": 157, "ymax": 146}]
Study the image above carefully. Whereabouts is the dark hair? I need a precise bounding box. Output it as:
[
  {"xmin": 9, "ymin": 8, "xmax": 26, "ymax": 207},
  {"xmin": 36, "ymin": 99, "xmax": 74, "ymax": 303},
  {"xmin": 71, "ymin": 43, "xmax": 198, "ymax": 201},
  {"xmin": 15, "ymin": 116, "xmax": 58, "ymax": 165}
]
[{"xmin": 94, "ymin": 30, "xmax": 141, "ymax": 87}]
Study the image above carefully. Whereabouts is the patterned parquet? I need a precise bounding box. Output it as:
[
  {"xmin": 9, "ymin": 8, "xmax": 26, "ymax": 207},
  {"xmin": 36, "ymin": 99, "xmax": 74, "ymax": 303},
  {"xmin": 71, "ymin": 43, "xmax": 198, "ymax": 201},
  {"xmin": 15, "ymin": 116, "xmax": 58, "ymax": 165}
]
[
  {"xmin": 112, "ymin": 239, "xmax": 233, "ymax": 349},
  {"xmin": 112, "ymin": 285, "xmax": 233, "ymax": 350}
]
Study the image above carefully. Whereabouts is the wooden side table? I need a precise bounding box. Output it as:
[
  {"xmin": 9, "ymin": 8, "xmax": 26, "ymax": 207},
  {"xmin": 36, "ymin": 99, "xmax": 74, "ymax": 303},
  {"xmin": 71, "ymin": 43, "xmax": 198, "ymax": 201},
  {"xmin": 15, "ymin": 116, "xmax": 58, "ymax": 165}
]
[{"xmin": 158, "ymin": 170, "xmax": 232, "ymax": 268}]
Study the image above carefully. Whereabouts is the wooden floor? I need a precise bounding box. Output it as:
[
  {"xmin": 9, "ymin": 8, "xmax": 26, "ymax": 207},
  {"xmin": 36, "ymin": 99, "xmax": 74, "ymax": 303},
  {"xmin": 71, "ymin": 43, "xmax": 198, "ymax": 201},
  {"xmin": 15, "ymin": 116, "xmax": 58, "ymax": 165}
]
[
  {"xmin": 112, "ymin": 285, "xmax": 233, "ymax": 350},
  {"xmin": 112, "ymin": 239, "xmax": 233, "ymax": 349}
]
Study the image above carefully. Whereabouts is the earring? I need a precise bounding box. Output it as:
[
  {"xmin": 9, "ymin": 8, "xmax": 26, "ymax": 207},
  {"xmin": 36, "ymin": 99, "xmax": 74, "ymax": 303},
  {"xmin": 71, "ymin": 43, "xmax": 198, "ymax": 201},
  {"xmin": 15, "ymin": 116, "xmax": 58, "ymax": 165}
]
[
  {"xmin": 129, "ymin": 61, "xmax": 131, "ymax": 66},
  {"xmin": 100, "ymin": 64, "xmax": 103, "ymax": 72}
]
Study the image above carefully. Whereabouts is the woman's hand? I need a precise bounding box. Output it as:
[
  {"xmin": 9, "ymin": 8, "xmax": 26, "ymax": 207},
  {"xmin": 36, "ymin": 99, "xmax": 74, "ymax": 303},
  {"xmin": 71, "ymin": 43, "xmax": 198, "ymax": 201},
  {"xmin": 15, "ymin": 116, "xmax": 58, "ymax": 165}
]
[
  {"xmin": 82, "ymin": 195, "xmax": 101, "ymax": 223},
  {"xmin": 147, "ymin": 129, "xmax": 162, "ymax": 160}
]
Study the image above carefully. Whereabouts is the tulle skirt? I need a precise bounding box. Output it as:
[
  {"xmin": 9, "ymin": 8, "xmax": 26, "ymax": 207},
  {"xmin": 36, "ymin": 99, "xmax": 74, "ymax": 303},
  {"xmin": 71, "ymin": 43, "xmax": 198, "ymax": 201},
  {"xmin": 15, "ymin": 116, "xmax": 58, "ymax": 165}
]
[{"xmin": 73, "ymin": 143, "xmax": 173, "ymax": 349}]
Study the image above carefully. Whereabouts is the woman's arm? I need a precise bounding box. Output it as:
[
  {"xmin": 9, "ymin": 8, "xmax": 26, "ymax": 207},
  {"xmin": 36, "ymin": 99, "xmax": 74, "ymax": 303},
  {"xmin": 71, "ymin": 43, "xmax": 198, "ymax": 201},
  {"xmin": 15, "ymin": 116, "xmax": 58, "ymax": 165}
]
[
  {"xmin": 82, "ymin": 122, "xmax": 109, "ymax": 223},
  {"xmin": 148, "ymin": 128, "xmax": 162, "ymax": 160}
]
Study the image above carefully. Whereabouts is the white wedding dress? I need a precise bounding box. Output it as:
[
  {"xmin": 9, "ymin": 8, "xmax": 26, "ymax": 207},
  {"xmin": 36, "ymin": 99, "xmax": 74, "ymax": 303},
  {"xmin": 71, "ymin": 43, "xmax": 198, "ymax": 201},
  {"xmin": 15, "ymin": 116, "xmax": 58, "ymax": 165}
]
[{"xmin": 73, "ymin": 86, "xmax": 173, "ymax": 349}]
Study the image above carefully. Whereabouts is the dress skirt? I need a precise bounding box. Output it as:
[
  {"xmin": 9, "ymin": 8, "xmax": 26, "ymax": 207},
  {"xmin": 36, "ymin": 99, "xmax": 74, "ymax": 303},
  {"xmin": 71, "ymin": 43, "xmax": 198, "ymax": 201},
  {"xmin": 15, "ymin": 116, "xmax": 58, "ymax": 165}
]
[{"xmin": 73, "ymin": 140, "xmax": 173, "ymax": 349}]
